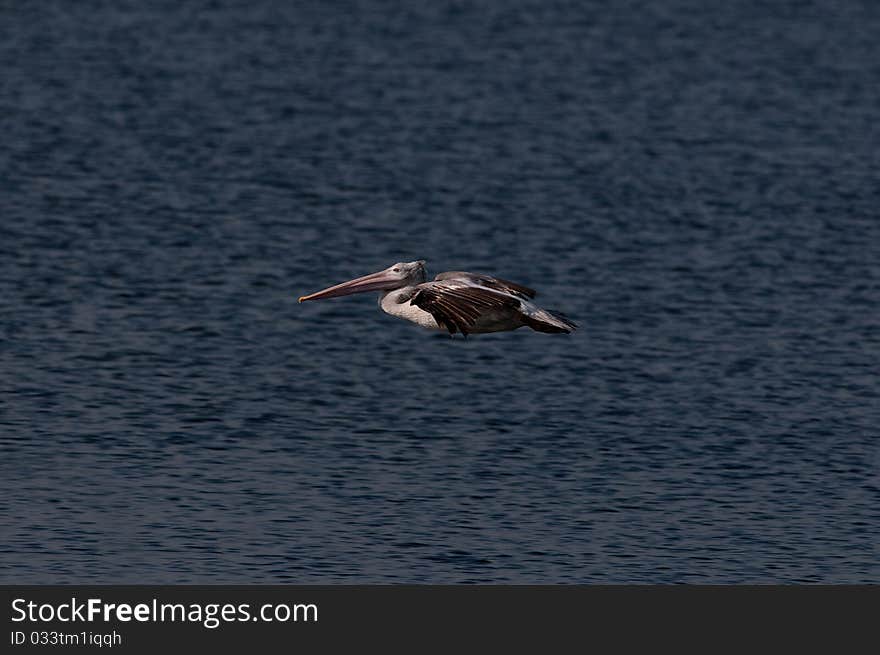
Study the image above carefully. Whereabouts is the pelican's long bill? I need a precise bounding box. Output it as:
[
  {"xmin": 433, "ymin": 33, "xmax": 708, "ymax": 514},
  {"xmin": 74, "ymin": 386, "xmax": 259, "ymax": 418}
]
[{"xmin": 298, "ymin": 268, "xmax": 403, "ymax": 303}]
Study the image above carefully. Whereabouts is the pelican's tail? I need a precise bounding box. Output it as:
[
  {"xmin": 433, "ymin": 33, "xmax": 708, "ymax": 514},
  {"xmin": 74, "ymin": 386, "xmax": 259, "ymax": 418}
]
[{"xmin": 521, "ymin": 308, "xmax": 578, "ymax": 334}]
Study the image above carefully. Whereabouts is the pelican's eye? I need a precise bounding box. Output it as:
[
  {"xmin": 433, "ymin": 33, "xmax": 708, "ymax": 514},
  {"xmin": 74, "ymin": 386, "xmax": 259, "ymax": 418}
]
[{"xmin": 393, "ymin": 267, "xmax": 401, "ymax": 273}]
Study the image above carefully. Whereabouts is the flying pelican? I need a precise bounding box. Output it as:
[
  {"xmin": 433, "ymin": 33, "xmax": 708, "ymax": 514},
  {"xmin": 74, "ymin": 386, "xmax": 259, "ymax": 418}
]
[{"xmin": 298, "ymin": 260, "xmax": 577, "ymax": 335}]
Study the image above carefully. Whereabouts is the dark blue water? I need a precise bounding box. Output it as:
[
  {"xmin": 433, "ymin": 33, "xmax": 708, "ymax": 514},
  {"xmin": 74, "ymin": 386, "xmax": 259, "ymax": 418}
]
[{"xmin": 2, "ymin": 0, "xmax": 878, "ymax": 583}]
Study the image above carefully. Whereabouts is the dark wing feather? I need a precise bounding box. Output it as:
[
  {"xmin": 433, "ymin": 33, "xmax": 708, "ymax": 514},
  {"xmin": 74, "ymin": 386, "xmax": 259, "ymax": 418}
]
[
  {"xmin": 434, "ymin": 271, "xmax": 536, "ymax": 299},
  {"xmin": 410, "ymin": 281, "xmax": 521, "ymax": 335}
]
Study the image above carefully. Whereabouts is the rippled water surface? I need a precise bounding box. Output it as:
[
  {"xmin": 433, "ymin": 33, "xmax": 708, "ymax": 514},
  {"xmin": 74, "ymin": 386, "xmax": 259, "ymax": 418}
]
[{"xmin": 2, "ymin": 0, "xmax": 878, "ymax": 583}]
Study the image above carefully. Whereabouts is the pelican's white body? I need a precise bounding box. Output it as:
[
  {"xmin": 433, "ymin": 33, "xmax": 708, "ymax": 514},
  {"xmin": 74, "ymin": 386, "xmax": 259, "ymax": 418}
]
[{"xmin": 380, "ymin": 287, "xmax": 530, "ymax": 333}]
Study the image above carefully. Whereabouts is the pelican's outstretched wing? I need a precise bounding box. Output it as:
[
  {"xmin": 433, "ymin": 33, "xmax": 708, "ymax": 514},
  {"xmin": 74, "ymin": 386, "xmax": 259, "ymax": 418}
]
[
  {"xmin": 433, "ymin": 271, "xmax": 536, "ymax": 300},
  {"xmin": 410, "ymin": 279, "xmax": 521, "ymax": 335}
]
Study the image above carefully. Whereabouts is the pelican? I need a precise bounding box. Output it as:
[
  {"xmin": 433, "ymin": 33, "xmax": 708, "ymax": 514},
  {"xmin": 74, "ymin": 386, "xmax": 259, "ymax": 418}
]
[{"xmin": 298, "ymin": 260, "xmax": 577, "ymax": 335}]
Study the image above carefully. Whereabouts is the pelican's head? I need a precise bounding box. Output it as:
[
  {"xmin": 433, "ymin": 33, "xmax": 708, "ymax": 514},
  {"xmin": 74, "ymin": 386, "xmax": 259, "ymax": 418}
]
[{"xmin": 298, "ymin": 260, "xmax": 427, "ymax": 302}]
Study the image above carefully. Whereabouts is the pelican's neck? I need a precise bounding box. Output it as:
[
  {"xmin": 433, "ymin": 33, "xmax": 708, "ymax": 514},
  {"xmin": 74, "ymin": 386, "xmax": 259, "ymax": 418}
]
[
  {"xmin": 379, "ymin": 286, "xmax": 416, "ymax": 307},
  {"xmin": 378, "ymin": 286, "xmax": 441, "ymax": 330}
]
